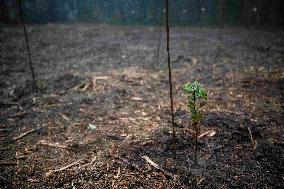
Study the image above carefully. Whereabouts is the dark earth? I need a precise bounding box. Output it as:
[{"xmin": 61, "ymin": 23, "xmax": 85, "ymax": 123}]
[{"xmin": 0, "ymin": 24, "xmax": 283, "ymax": 188}]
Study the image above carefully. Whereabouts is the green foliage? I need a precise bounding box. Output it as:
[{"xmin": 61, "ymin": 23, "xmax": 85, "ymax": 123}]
[
  {"xmin": 183, "ymin": 81, "xmax": 208, "ymax": 123},
  {"xmin": 36, "ymin": 79, "xmax": 45, "ymax": 91}
]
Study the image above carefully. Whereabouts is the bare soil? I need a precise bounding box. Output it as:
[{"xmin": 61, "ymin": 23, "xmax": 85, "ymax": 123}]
[{"xmin": 0, "ymin": 24, "xmax": 283, "ymax": 188}]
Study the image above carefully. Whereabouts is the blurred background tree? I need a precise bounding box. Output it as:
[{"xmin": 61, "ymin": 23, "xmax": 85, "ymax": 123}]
[{"xmin": 0, "ymin": 0, "xmax": 283, "ymax": 28}]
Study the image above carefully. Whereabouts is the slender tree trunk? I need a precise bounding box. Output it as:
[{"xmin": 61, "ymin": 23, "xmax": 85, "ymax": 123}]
[
  {"xmin": 165, "ymin": 0, "xmax": 176, "ymax": 157},
  {"xmin": 18, "ymin": 0, "xmax": 38, "ymax": 92}
]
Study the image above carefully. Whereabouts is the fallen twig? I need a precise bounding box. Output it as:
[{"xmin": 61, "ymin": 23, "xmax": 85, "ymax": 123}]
[
  {"xmin": 45, "ymin": 158, "xmax": 83, "ymax": 177},
  {"xmin": 0, "ymin": 111, "xmax": 27, "ymax": 121},
  {"xmin": 197, "ymin": 177, "xmax": 205, "ymax": 185},
  {"xmin": 82, "ymin": 82, "xmax": 91, "ymax": 91},
  {"xmin": 73, "ymin": 81, "xmax": 91, "ymax": 91},
  {"xmin": 13, "ymin": 128, "xmax": 36, "ymax": 141},
  {"xmin": 117, "ymin": 157, "xmax": 140, "ymax": 171},
  {"xmin": 9, "ymin": 111, "xmax": 27, "ymax": 119},
  {"xmin": 78, "ymin": 156, "xmax": 97, "ymax": 170},
  {"xmin": 37, "ymin": 140, "xmax": 68, "ymax": 149},
  {"xmin": 198, "ymin": 130, "xmax": 216, "ymax": 139},
  {"xmin": 130, "ymin": 97, "xmax": 143, "ymax": 101},
  {"xmin": 142, "ymin": 156, "xmax": 174, "ymax": 178},
  {"xmin": 269, "ymin": 139, "xmax": 284, "ymax": 146},
  {"xmin": 59, "ymin": 113, "xmax": 70, "ymax": 121}
]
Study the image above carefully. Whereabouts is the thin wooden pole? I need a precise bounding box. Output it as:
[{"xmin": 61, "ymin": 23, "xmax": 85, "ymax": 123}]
[
  {"xmin": 165, "ymin": 0, "xmax": 176, "ymax": 157},
  {"xmin": 18, "ymin": 0, "xmax": 38, "ymax": 92}
]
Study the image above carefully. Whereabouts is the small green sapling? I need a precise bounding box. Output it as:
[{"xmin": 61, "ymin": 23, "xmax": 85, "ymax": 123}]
[{"xmin": 183, "ymin": 81, "xmax": 208, "ymax": 164}]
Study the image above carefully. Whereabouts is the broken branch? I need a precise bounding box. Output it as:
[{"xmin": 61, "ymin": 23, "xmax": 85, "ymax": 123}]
[
  {"xmin": 198, "ymin": 130, "xmax": 216, "ymax": 139},
  {"xmin": 45, "ymin": 158, "xmax": 83, "ymax": 177},
  {"xmin": 37, "ymin": 140, "xmax": 68, "ymax": 149},
  {"xmin": 142, "ymin": 156, "xmax": 174, "ymax": 178},
  {"xmin": 13, "ymin": 128, "xmax": 36, "ymax": 141}
]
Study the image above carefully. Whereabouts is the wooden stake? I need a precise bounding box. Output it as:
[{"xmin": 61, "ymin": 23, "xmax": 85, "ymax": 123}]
[
  {"xmin": 18, "ymin": 0, "xmax": 38, "ymax": 92},
  {"xmin": 165, "ymin": 0, "xmax": 176, "ymax": 157}
]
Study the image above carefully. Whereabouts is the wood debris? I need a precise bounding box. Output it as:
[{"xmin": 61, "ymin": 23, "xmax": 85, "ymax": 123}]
[
  {"xmin": 45, "ymin": 158, "xmax": 83, "ymax": 177},
  {"xmin": 269, "ymin": 139, "xmax": 284, "ymax": 146},
  {"xmin": 59, "ymin": 113, "xmax": 70, "ymax": 121},
  {"xmin": 142, "ymin": 156, "xmax": 174, "ymax": 178},
  {"xmin": 8, "ymin": 111, "xmax": 27, "ymax": 119},
  {"xmin": 77, "ymin": 156, "xmax": 97, "ymax": 170},
  {"xmin": 13, "ymin": 128, "xmax": 36, "ymax": 141},
  {"xmin": 198, "ymin": 130, "xmax": 216, "ymax": 139},
  {"xmin": 37, "ymin": 140, "xmax": 68, "ymax": 149},
  {"xmin": 131, "ymin": 97, "xmax": 143, "ymax": 101},
  {"xmin": 0, "ymin": 111, "xmax": 27, "ymax": 121},
  {"xmin": 197, "ymin": 177, "xmax": 205, "ymax": 185}
]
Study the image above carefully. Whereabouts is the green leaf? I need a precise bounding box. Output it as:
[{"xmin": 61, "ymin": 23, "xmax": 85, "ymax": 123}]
[{"xmin": 183, "ymin": 81, "xmax": 208, "ymax": 124}]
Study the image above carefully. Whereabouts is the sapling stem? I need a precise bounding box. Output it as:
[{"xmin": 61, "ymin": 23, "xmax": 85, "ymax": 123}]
[
  {"xmin": 193, "ymin": 122, "xmax": 198, "ymax": 165},
  {"xmin": 192, "ymin": 91, "xmax": 199, "ymax": 164},
  {"xmin": 183, "ymin": 81, "xmax": 208, "ymax": 165},
  {"xmin": 192, "ymin": 91, "xmax": 198, "ymax": 164}
]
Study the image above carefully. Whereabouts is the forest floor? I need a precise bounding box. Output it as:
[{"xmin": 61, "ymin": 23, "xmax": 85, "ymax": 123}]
[{"xmin": 0, "ymin": 24, "xmax": 284, "ymax": 188}]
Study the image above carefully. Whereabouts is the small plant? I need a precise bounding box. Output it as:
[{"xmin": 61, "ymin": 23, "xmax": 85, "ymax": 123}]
[{"xmin": 183, "ymin": 81, "xmax": 208, "ymax": 164}]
